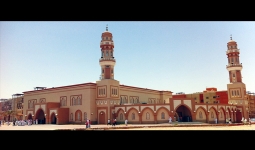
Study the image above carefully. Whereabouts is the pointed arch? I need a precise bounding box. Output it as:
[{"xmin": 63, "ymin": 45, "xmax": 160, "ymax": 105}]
[
  {"xmin": 126, "ymin": 108, "xmax": 139, "ymax": 123},
  {"xmin": 116, "ymin": 108, "xmax": 125, "ymax": 115},
  {"xmin": 116, "ymin": 108, "xmax": 125, "ymax": 121},
  {"xmin": 175, "ymin": 104, "xmax": 193, "ymax": 122},
  {"xmin": 194, "ymin": 106, "xmax": 208, "ymax": 123},
  {"xmin": 174, "ymin": 103, "xmax": 192, "ymax": 112},
  {"xmin": 155, "ymin": 107, "xmax": 170, "ymax": 116}
]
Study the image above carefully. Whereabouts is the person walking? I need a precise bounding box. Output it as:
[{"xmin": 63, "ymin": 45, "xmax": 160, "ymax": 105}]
[
  {"xmin": 215, "ymin": 118, "xmax": 217, "ymax": 124},
  {"xmin": 112, "ymin": 119, "xmax": 115, "ymax": 126},
  {"xmin": 85, "ymin": 120, "xmax": 88, "ymax": 128},
  {"xmin": 125, "ymin": 119, "xmax": 128, "ymax": 126},
  {"xmin": 107, "ymin": 119, "xmax": 111, "ymax": 125},
  {"xmin": 226, "ymin": 118, "xmax": 229, "ymax": 124},
  {"xmin": 114, "ymin": 119, "xmax": 117, "ymax": 126},
  {"xmin": 169, "ymin": 117, "xmax": 172, "ymax": 123}
]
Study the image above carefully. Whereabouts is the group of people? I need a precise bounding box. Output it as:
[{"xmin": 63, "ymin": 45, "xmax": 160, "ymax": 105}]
[
  {"xmin": 107, "ymin": 119, "xmax": 128, "ymax": 126},
  {"xmin": 226, "ymin": 118, "xmax": 232, "ymax": 124},
  {"xmin": 107, "ymin": 119, "xmax": 117, "ymax": 126},
  {"xmin": 0, "ymin": 119, "xmax": 34, "ymax": 126},
  {"xmin": 241, "ymin": 117, "xmax": 251, "ymax": 125}
]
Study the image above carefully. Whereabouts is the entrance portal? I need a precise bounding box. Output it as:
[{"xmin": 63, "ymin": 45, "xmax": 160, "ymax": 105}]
[
  {"xmin": 176, "ymin": 105, "xmax": 192, "ymax": 122},
  {"xmin": 35, "ymin": 109, "xmax": 46, "ymax": 124},
  {"xmin": 51, "ymin": 113, "xmax": 57, "ymax": 124},
  {"xmin": 236, "ymin": 110, "xmax": 242, "ymax": 123},
  {"xmin": 99, "ymin": 111, "xmax": 105, "ymax": 124}
]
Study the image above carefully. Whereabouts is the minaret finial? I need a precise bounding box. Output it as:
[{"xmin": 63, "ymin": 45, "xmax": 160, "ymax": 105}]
[
  {"xmin": 106, "ymin": 24, "xmax": 108, "ymax": 31},
  {"xmin": 230, "ymin": 34, "xmax": 232, "ymax": 40}
]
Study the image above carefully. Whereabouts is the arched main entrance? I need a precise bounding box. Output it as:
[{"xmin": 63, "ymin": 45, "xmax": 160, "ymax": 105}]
[
  {"xmin": 50, "ymin": 113, "xmax": 57, "ymax": 124},
  {"xmin": 99, "ymin": 111, "xmax": 105, "ymax": 124},
  {"xmin": 176, "ymin": 105, "xmax": 192, "ymax": 122},
  {"xmin": 236, "ymin": 110, "xmax": 242, "ymax": 123},
  {"xmin": 35, "ymin": 109, "xmax": 46, "ymax": 124}
]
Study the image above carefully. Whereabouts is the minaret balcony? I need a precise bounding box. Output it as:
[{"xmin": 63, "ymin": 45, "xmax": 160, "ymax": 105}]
[
  {"xmin": 226, "ymin": 64, "xmax": 243, "ymax": 71},
  {"xmin": 99, "ymin": 58, "xmax": 116, "ymax": 62},
  {"xmin": 226, "ymin": 63, "xmax": 242, "ymax": 68},
  {"xmin": 100, "ymin": 42, "xmax": 114, "ymax": 45},
  {"xmin": 226, "ymin": 49, "xmax": 240, "ymax": 54}
]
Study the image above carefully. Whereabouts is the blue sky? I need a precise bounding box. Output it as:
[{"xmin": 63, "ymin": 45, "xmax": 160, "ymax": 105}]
[{"xmin": 1, "ymin": 21, "xmax": 255, "ymax": 98}]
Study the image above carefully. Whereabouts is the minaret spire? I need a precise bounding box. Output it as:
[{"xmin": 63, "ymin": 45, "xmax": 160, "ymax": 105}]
[
  {"xmin": 106, "ymin": 24, "xmax": 108, "ymax": 31},
  {"xmin": 230, "ymin": 34, "xmax": 232, "ymax": 40}
]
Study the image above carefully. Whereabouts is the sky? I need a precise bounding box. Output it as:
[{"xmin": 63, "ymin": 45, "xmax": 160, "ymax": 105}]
[{"xmin": 1, "ymin": 21, "xmax": 255, "ymax": 99}]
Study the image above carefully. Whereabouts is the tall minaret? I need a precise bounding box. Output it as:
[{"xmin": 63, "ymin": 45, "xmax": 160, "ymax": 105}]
[
  {"xmin": 226, "ymin": 35, "xmax": 243, "ymax": 83},
  {"xmin": 96, "ymin": 26, "xmax": 120, "ymax": 124},
  {"xmin": 226, "ymin": 36, "xmax": 248, "ymax": 121},
  {"xmin": 99, "ymin": 25, "xmax": 116, "ymax": 80}
]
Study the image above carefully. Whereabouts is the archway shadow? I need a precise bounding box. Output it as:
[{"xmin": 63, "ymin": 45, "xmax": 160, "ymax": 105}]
[{"xmin": 176, "ymin": 105, "xmax": 192, "ymax": 122}]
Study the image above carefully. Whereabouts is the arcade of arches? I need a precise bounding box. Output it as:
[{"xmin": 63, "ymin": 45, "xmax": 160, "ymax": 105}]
[{"xmin": 112, "ymin": 105, "xmax": 241, "ymax": 124}]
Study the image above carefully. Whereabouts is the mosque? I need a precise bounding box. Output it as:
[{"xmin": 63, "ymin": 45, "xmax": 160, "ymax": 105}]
[{"xmin": 20, "ymin": 27, "xmax": 250, "ymax": 125}]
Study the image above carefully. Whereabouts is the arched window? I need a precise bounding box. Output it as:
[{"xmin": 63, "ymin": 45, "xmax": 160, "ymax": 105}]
[
  {"xmin": 146, "ymin": 112, "xmax": 150, "ymax": 120},
  {"xmin": 77, "ymin": 112, "xmax": 81, "ymax": 121},
  {"xmin": 70, "ymin": 113, "xmax": 73, "ymax": 121},
  {"xmin": 132, "ymin": 113, "xmax": 135, "ymax": 120},
  {"xmin": 211, "ymin": 112, "xmax": 214, "ymax": 118},
  {"xmin": 120, "ymin": 113, "xmax": 123, "ymax": 120},
  {"xmin": 199, "ymin": 111, "xmax": 203, "ymax": 119},
  {"xmin": 84, "ymin": 112, "xmax": 87, "ymax": 120},
  {"xmin": 161, "ymin": 112, "xmax": 165, "ymax": 119},
  {"xmin": 78, "ymin": 98, "xmax": 81, "ymax": 105},
  {"xmin": 72, "ymin": 97, "xmax": 75, "ymax": 105}
]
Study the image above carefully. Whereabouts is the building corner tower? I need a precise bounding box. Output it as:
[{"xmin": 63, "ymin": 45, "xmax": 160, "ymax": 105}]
[{"xmin": 226, "ymin": 36, "xmax": 248, "ymax": 120}]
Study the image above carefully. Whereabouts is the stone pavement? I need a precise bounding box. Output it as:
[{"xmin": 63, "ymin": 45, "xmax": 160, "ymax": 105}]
[{"xmin": 0, "ymin": 122, "xmax": 254, "ymax": 130}]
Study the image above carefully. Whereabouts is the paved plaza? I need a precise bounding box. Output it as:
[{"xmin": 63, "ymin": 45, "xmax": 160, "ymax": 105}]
[{"xmin": 0, "ymin": 122, "xmax": 255, "ymax": 130}]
